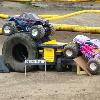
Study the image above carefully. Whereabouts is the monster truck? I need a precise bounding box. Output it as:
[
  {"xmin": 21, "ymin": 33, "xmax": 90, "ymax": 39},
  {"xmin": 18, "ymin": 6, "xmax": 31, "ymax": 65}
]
[
  {"xmin": 73, "ymin": 35, "xmax": 100, "ymax": 75},
  {"xmin": 2, "ymin": 32, "xmax": 78, "ymax": 72},
  {"xmin": 2, "ymin": 12, "xmax": 55, "ymax": 40}
]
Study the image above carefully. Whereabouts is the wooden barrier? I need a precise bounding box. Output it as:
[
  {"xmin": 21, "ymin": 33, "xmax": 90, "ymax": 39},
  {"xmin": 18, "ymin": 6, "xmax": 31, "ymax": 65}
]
[{"xmin": 74, "ymin": 56, "xmax": 91, "ymax": 76}]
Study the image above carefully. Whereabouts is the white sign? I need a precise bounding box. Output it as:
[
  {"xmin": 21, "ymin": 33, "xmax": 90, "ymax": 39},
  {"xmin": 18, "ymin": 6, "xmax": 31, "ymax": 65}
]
[
  {"xmin": 24, "ymin": 59, "xmax": 47, "ymax": 77},
  {"xmin": 25, "ymin": 59, "xmax": 46, "ymax": 65}
]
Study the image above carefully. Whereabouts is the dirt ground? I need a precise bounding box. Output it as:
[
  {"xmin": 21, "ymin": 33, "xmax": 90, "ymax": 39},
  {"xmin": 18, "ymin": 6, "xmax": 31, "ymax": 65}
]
[{"xmin": 0, "ymin": 1, "xmax": 100, "ymax": 100}]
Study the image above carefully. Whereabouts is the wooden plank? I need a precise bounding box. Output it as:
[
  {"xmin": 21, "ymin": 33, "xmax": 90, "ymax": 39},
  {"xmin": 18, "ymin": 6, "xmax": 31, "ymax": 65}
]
[
  {"xmin": 74, "ymin": 56, "xmax": 92, "ymax": 76},
  {"xmin": 0, "ymin": 28, "xmax": 2, "ymax": 35},
  {"xmin": 77, "ymin": 64, "xmax": 87, "ymax": 75}
]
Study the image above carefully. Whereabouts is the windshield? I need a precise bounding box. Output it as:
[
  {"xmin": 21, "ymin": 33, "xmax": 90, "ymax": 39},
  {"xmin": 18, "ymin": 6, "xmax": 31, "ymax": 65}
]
[
  {"xmin": 28, "ymin": 13, "xmax": 40, "ymax": 19},
  {"xmin": 19, "ymin": 13, "xmax": 40, "ymax": 20}
]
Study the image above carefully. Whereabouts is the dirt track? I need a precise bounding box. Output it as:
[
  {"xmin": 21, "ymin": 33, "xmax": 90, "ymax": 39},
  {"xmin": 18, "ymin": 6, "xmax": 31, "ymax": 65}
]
[
  {"xmin": 0, "ymin": 1, "xmax": 100, "ymax": 100},
  {"xmin": 0, "ymin": 72, "xmax": 100, "ymax": 100}
]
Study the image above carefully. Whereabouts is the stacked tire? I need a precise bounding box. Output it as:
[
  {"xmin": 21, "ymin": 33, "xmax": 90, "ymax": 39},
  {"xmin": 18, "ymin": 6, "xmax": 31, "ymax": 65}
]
[{"xmin": 2, "ymin": 33, "xmax": 37, "ymax": 72}]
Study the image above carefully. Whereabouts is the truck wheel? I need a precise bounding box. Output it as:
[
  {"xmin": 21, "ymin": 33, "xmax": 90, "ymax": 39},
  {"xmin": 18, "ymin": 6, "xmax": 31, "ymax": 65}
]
[
  {"xmin": 2, "ymin": 23, "xmax": 16, "ymax": 36},
  {"xmin": 38, "ymin": 65, "xmax": 49, "ymax": 71},
  {"xmin": 55, "ymin": 58, "xmax": 65, "ymax": 72},
  {"xmin": 30, "ymin": 25, "xmax": 45, "ymax": 40},
  {"xmin": 38, "ymin": 65, "xmax": 45, "ymax": 71},
  {"xmin": 75, "ymin": 43, "xmax": 82, "ymax": 56},
  {"xmin": 64, "ymin": 45, "xmax": 78, "ymax": 59},
  {"xmin": 2, "ymin": 33, "xmax": 37, "ymax": 72},
  {"xmin": 48, "ymin": 24, "xmax": 55, "ymax": 35},
  {"xmin": 88, "ymin": 58, "xmax": 100, "ymax": 75}
]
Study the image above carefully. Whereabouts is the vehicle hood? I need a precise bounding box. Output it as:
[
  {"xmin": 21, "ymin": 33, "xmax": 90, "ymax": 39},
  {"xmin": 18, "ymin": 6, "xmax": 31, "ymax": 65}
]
[{"xmin": 89, "ymin": 39, "xmax": 100, "ymax": 48}]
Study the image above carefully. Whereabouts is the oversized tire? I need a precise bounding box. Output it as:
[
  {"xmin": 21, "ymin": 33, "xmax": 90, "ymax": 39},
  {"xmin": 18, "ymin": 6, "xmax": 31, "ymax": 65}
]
[
  {"xmin": 75, "ymin": 43, "xmax": 82, "ymax": 56},
  {"xmin": 30, "ymin": 25, "xmax": 45, "ymax": 40},
  {"xmin": 2, "ymin": 33, "xmax": 37, "ymax": 72},
  {"xmin": 55, "ymin": 58, "xmax": 65, "ymax": 72},
  {"xmin": 48, "ymin": 24, "xmax": 55, "ymax": 35},
  {"xmin": 38, "ymin": 65, "xmax": 45, "ymax": 71},
  {"xmin": 64, "ymin": 45, "xmax": 78, "ymax": 59},
  {"xmin": 2, "ymin": 23, "xmax": 16, "ymax": 36},
  {"xmin": 88, "ymin": 58, "xmax": 100, "ymax": 75},
  {"xmin": 38, "ymin": 65, "xmax": 50, "ymax": 71}
]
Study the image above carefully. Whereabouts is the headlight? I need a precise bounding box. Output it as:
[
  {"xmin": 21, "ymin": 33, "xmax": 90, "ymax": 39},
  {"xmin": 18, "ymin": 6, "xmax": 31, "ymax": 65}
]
[
  {"xmin": 31, "ymin": 29, "xmax": 38, "ymax": 37},
  {"xmin": 64, "ymin": 49, "xmax": 73, "ymax": 57}
]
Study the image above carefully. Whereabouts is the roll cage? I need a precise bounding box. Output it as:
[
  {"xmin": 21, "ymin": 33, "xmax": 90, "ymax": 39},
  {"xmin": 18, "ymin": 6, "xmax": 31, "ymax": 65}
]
[{"xmin": 19, "ymin": 13, "xmax": 40, "ymax": 20}]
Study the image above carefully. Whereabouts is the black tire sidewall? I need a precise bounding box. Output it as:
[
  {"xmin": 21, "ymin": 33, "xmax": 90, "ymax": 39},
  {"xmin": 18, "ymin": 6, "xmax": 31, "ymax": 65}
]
[
  {"xmin": 88, "ymin": 59, "xmax": 100, "ymax": 75},
  {"xmin": 64, "ymin": 45, "xmax": 78, "ymax": 59},
  {"xmin": 55, "ymin": 58, "xmax": 64, "ymax": 72},
  {"xmin": 38, "ymin": 65, "xmax": 45, "ymax": 71},
  {"xmin": 47, "ymin": 24, "xmax": 55, "ymax": 35},
  {"xmin": 2, "ymin": 33, "xmax": 37, "ymax": 72},
  {"xmin": 30, "ymin": 25, "xmax": 45, "ymax": 40}
]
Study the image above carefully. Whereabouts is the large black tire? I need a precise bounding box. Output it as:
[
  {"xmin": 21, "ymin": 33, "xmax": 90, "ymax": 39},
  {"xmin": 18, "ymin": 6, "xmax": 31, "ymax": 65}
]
[
  {"xmin": 48, "ymin": 24, "xmax": 55, "ymax": 35},
  {"xmin": 88, "ymin": 58, "xmax": 100, "ymax": 75},
  {"xmin": 38, "ymin": 65, "xmax": 45, "ymax": 71},
  {"xmin": 30, "ymin": 25, "xmax": 45, "ymax": 40},
  {"xmin": 75, "ymin": 43, "xmax": 82, "ymax": 56},
  {"xmin": 2, "ymin": 33, "xmax": 37, "ymax": 72},
  {"xmin": 64, "ymin": 45, "xmax": 78, "ymax": 59},
  {"xmin": 55, "ymin": 58, "xmax": 65, "ymax": 72},
  {"xmin": 38, "ymin": 65, "xmax": 50, "ymax": 71},
  {"xmin": 2, "ymin": 23, "xmax": 17, "ymax": 36}
]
